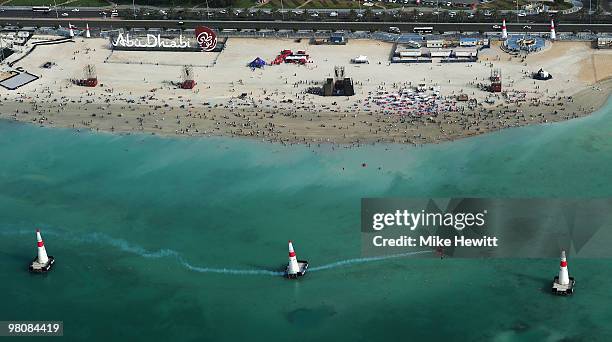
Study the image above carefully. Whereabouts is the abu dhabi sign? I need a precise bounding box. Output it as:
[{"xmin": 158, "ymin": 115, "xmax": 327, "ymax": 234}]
[
  {"xmin": 195, "ymin": 26, "xmax": 217, "ymax": 52},
  {"xmin": 111, "ymin": 26, "xmax": 217, "ymax": 51},
  {"xmin": 112, "ymin": 33, "xmax": 191, "ymax": 49}
]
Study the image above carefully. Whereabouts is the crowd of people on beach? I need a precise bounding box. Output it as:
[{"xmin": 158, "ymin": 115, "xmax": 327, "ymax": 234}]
[
  {"xmin": 0, "ymin": 38, "xmax": 606, "ymax": 146},
  {"xmin": 0, "ymin": 73, "xmax": 597, "ymax": 147}
]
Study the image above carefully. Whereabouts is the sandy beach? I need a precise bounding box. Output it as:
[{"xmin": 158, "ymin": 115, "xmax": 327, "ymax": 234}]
[{"xmin": 1, "ymin": 36, "xmax": 610, "ymax": 144}]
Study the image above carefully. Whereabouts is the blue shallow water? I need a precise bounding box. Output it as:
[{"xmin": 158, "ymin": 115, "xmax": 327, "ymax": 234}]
[{"xmin": 0, "ymin": 96, "xmax": 611, "ymax": 341}]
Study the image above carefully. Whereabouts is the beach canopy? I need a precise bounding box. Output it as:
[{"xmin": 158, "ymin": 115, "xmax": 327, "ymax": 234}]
[
  {"xmin": 351, "ymin": 55, "xmax": 369, "ymax": 64},
  {"xmin": 248, "ymin": 57, "xmax": 266, "ymax": 69}
]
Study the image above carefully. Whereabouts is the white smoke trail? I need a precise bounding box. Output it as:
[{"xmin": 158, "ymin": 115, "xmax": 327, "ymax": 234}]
[
  {"xmin": 78, "ymin": 232, "xmax": 181, "ymax": 258},
  {"xmin": 179, "ymin": 257, "xmax": 284, "ymax": 276},
  {"xmin": 1, "ymin": 228, "xmax": 432, "ymax": 276},
  {"xmin": 308, "ymin": 250, "xmax": 433, "ymax": 272},
  {"xmin": 177, "ymin": 250, "xmax": 432, "ymax": 276}
]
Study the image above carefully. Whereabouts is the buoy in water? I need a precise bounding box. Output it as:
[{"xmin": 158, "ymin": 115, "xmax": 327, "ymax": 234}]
[
  {"xmin": 285, "ymin": 240, "xmax": 308, "ymax": 279},
  {"xmin": 29, "ymin": 229, "xmax": 55, "ymax": 273},
  {"xmin": 551, "ymin": 250, "xmax": 574, "ymax": 295}
]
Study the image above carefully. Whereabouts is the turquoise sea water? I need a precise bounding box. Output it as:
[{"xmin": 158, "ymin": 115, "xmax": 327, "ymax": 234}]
[{"xmin": 1, "ymin": 97, "xmax": 612, "ymax": 341}]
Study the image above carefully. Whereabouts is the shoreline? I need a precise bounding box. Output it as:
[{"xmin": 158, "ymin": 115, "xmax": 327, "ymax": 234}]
[
  {"xmin": 1, "ymin": 37, "xmax": 611, "ymax": 145},
  {"xmin": 0, "ymin": 79, "xmax": 610, "ymax": 145}
]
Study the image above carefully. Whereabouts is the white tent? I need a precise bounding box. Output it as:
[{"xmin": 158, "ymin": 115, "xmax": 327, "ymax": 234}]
[{"xmin": 351, "ymin": 55, "xmax": 369, "ymax": 64}]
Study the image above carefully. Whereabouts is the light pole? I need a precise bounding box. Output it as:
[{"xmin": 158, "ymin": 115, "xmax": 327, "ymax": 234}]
[
  {"xmin": 53, "ymin": 0, "xmax": 59, "ymax": 19},
  {"xmin": 0, "ymin": 37, "xmax": 4, "ymax": 64},
  {"xmin": 132, "ymin": 0, "xmax": 136, "ymax": 19},
  {"xmin": 516, "ymin": 0, "xmax": 519, "ymax": 23}
]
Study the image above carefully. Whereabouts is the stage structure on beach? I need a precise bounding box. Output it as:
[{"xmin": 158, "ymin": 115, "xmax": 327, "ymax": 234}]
[
  {"xmin": 489, "ymin": 68, "xmax": 502, "ymax": 93},
  {"xmin": 181, "ymin": 65, "xmax": 196, "ymax": 89},
  {"xmin": 322, "ymin": 66, "xmax": 355, "ymax": 97},
  {"xmin": 73, "ymin": 64, "xmax": 97, "ymax": 87}
]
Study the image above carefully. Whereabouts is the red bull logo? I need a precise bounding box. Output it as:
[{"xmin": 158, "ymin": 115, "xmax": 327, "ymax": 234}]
[{"xmin": 195, "ymin": 26, "xmax": 217, "ymax": 52}]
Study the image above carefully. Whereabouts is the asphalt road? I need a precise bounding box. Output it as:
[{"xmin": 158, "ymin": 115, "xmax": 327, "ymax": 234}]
[
  {"xmin": 1, "ymin": 18, "xmax": 611, "ymax": 33},
  {"xmin": 0, "ymin": 9, "xmax": 104, "ymax": 19}
]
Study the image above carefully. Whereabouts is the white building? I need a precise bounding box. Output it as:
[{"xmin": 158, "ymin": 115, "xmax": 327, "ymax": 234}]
[
  {"xmin": 426, "ymin": 39, "xmax": 444, "ymax": 48},
  {"xmin": 351, "ymin": 55, "xmax": 369, "ymax": 64},
  {"xmin": 597, "ymin": 38, "xmax": 612, "ymax": 49}
]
